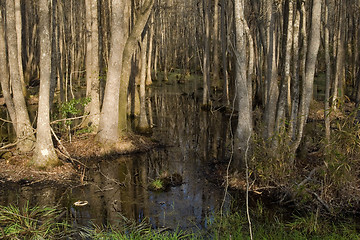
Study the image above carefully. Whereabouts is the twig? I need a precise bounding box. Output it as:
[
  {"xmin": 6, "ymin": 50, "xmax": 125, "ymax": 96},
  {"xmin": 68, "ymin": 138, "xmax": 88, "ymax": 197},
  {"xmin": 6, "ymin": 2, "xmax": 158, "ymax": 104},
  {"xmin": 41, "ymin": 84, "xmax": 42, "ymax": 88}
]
[
  {"xmin": 307, "ymin": 190, "xmax": 331, "ymax": 213},
  {"xmin": 50, "ymin": 115, "xmax": 89, "ymax": 125},
  {"xmin": 97, "ymin": 163, "xmax": 125, "ymax": 186},
  {"xmin": 0, "ymin": 117, "xmax": 12, "ymax": 123},
  {"xmin": 50, "ymin": 127, "xmax": 87, "ymax": 168},
  {"xmin": 245, "ymin": 134, "xmax": 253, "ymax": 240},
  {"xmin": 298, "ymin": 168, "xmax": 318, "ymax": 187}
]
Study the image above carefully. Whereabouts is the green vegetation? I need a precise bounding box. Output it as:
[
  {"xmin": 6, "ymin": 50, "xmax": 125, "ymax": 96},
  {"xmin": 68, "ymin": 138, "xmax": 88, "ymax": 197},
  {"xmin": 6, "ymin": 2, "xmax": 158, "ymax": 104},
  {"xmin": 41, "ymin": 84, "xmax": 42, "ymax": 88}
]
[
  {"xmin": 59, "ymin": 97, "xmax": 91, "ymax": 126},
  {"xmin": 0, "ymin": 203, "xmax": 70, "ymax": 239},
  {"xmin": 1, "ymin": 203, "xmax": 359, "ymax": 239},
  {"xmin": 148, "ymin": 178, "xmax": 165, "ymax": 191},
  {"xmin": 80, "ymin": 215, "xmax": 194, "ymax": 240},
  {"xmin": 249, "ymin": 104, "xmax": 360, "ymax": 213}
]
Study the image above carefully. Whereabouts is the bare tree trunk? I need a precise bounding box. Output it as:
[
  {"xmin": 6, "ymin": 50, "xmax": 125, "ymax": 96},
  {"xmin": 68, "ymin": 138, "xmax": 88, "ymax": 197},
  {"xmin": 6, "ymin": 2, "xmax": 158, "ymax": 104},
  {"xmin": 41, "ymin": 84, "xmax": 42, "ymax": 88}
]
[
  {"xmin": 0, "ymin": 11, "xmax": 16, "ymax": 130},
  {"xmin": 332, "ymin": 2, "xmax": 345, "ymax": 109},
  {"xmin": 202, "ymin": 0, "xmax": 211, "ymax": 106},
  {"xmin": 324, "ymin": 0, "xmax": 331, "ymax": 143},
  {"xmin": 138, "ymin": 32, "xmax": 150, "ymax": 132},
  {"xmin": 234, "ymin": 0, "xmax": 252, "ymax": 168},
  {"xmin": 97, "ymin": 0, "xmax": 128, "ymax": 144},
  {"xmin": 118, "ymin": 0, "xmax": 154, "ymax": 134},
  {"xmin": 211, "ymin": 0, "xmax": 221, "ymax": 90},
  {"xmin": 15, "ymin": 0, "xmax": 26, "ymax": 96},
  {"xmin": 31, "ymin": 0, "xmax": 61, "ymax": 169},
  {"xmin": 289, "ymin": 4, "xmax": 301, "ymax": 138},
  {"xmin": 291, "ymin": 0, "xmax": 322, "ymax": 156},
  {"xmin": 146, "ymin": 13, "xmax": 154, "ymax": 85},
  {"xmin": 88, "ymin": 0, "xmax": 100, "ymax": 131},
  {"xmin": 220, "ymin": 0, "xmax": 229, "ymax": 106},
  {"xmin": 275, "ymin": 0, "xmax": 294, "ymax": 135},
  {"xmin": 264, "ymin": 0, "xmax": 279, "ymax": 139},
  {"xmin": 6, "ymin": 0, "xmax": 35, "ymax": 152}
]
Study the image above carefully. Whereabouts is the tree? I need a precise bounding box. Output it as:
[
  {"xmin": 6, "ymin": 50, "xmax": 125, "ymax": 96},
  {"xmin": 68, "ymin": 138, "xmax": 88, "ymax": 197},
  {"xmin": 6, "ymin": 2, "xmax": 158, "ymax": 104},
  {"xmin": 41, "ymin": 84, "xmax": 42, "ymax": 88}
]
[
  {"xmin": 84, "ymin": 0, "xmax": 100, "ymax": 132},
  {"xmin": 233, "ymin": 0, "xmax": 252, "ymax": 168},
  {"xmin": 5, "ymin": 0, "xmax": 35, "ymax": 152},
  {"xmin": 97, "ymin": 0, "xmax": 128, "ymax": 144},
  {"xmin": 291, "ymin": 0, "xmax": 322, "ymax": 154},
  {"xmin": 118, "ymin": 0, "xmax": 154, "ymax": 134},
  {"xmin": 31, "ymin": 0, "xmax": 61, "ymax": 169}
]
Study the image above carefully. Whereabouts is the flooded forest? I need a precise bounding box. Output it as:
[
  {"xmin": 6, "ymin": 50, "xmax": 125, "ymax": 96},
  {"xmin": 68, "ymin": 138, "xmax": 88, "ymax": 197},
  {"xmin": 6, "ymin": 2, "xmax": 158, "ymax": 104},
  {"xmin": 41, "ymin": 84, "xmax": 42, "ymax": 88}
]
[{"xmin": 1, "ymin": 0, "xmax": 360, "ymax": 239}]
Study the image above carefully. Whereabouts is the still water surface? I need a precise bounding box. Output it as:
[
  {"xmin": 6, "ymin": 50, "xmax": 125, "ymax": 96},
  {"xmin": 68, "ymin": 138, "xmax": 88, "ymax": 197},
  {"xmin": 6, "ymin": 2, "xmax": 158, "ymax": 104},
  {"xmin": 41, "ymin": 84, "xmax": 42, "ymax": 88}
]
[{"xmin": 0, "ymin": 78, "xmax": 234, "ymax": 230}]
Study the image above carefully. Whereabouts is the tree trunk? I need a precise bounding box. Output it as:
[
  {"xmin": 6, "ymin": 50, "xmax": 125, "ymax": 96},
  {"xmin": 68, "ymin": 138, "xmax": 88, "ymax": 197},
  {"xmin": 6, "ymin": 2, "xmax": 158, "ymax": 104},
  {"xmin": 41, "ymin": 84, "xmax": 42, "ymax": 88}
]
[
  {"xmin": 146, "ymin": 13, "xmax": 154, "ymax": 86},
  {"xmin": 291, "ymin": 0, "xmax": 322, "ymax": 155},
  {"xmin": 220, "ymin": 0, "xmax": 229, "ymax": 106},
  {"xmin": 0, "ymin": 10, "xmax": 16, "ymax": 130},
  {"xmin": 202, "ymin": 0, "xmax": 211, "ymax": 106},
  {"xmin": 5, "ymin": 0, "xmax": 35, "ymax": 152},
  {"xmin": 211, "ymin": 0, "xmax": 221, "ymax": 90},
  {"xmin": 88, "ymin": 0, "xmax": 100, "ymax": 131},
  {"xmin": 275, "ymin": 0, "xmax": 294, "ymax": 135},
  {"xmin": 324, "ymin": 0, "xmax": 331, "ymax": 143},
  {"xmin": 31, "ymin": 0, "xmax": 61, "ymax": 169},
  {"xmin": 15, "ymin": 0, "xmax": 26, "ymax": 96},
  {"xmin": 138, "ymin": 32, "xmax": 150, "ymax": 132},
  {"xmin": 332, "ymin": 2, "xmax": 345, "ymax": 109},
  {"xmin": 263, "ymin": 0, "xmax": 279, "ymax": 140},
  {"xmin": 118, "ymin": 0, "xmax": 154, "ymax": 134},
  {"xmin": 97, "ymin": 0, "xmax": 128, "ymax": 144},
  {"xmin": 233, "ymin": 0, "xmax": 252, "ymax": 169},
  {"xmin": 289, "ymin": 4, "xmax": 301, "ymax": 139}
]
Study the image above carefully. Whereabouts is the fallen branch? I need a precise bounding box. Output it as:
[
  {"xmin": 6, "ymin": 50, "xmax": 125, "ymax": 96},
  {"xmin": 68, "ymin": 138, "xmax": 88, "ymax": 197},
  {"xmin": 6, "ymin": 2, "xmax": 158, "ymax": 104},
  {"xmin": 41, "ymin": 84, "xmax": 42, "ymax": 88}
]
[
  {"xmin": 298, "ymin": 168, "xmax": 319, "ymax": 187},
  {"xmin": 307, "ymin": 189, "xmax": 331, "ymax": 213},
  {"xmin": 50, "ymin": 127, "xmax": 87, "ymax": 168}
]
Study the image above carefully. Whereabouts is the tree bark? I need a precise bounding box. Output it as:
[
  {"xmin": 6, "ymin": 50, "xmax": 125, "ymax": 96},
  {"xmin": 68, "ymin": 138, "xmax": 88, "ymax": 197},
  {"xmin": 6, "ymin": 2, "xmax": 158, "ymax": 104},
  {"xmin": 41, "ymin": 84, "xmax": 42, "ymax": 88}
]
[
  {"xmin": 146, "ymin": 13, "xmax": 154, "ymax": 86},
  {"xmin": 97, "ymin": 0, "xmax": 128, "ymax": 144},
  {"xmin": 291, "ymin": 0, "xmax": 322, "ymax": 156},
  {"xmin": 202, "ymin": 0, "xmax": 211, "ymax": 106},
  {"xmin": 138, "ymin": 32, "xmax": 150, "ymax": 131},
  {"xmin": 263, "ymin": 0, "xmax": 279, "ymax": 140},
  {"xmin": 15, "ymin": 0, "xmax": 26, "ymax": 96},
  {"xmin": 118, "ymin": 0, "xmax": 154, "ymax": 134},
  {"xmin": 234, "ymin": 0, "xmax": 252, "ymax": 168},
  {"xmin": 324, "ymin": 0, "xmax": 331, "ymax": 143},
  {"xmin": 211, "ymin": 0, "xmax": 221, "ymax": 90},
  {"xmin": 5, "ymin": 0, "xmax": 35, "ymax": 152},
  {"xmin": 275, "ymin": 0, "xmax": 294, "ymax": 135},
  {"xmin": 0, "ymin": 10, "xmax": 16, "ymax": 130},
  {"xmin": 31, "ymin": 0, "xmax": 61, "ymax": 169}
]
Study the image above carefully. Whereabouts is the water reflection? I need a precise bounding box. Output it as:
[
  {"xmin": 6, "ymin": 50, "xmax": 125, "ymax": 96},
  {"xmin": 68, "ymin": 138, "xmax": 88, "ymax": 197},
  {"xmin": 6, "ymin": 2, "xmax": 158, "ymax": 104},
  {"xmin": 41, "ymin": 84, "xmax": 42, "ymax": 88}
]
[{"xmin": 1, "ymin": 78, "xmax": 234, "ymax": 230}]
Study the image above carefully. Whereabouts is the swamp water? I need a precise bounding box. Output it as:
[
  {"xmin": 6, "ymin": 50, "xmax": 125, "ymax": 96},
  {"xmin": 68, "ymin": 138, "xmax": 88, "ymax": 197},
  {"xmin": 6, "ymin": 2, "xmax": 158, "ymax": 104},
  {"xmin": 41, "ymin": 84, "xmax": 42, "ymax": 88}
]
[{"xmin": 0, "ymin": 77, "xmax": 236, "ymax": 231}]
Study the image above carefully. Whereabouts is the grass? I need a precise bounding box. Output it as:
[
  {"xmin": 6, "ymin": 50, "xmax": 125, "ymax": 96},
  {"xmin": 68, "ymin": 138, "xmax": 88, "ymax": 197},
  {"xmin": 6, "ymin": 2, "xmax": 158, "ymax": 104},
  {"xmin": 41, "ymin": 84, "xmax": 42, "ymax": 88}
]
[
  {"xmin": 148, "ymin": 179, "xmax": 165, "ymax": 191},
  {"xmin": 0, "ymin": 203, "xmax": 359, "ymax": 239},
  {"xmin": 206, "ymin": 209, "xmax": 360, "ymax": 240},
  {"xmin": 0, "ymin": 202, "xmax": 70, "ymax": 239}
]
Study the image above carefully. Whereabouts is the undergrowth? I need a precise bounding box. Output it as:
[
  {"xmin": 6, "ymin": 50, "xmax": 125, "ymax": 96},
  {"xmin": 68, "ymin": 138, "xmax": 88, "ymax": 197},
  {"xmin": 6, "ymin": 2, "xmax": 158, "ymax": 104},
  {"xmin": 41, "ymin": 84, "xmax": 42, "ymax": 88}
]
[
  {"xmin": 250, "ymin": 105, "xmax": 360, "ymax": 213},
  {"xmin": 1, "ymin": 203, "xmax": 359, "ymax": 239},
  {"xmin": 0, "ymin": 203, "xmax": 70, "ymax": 239}
]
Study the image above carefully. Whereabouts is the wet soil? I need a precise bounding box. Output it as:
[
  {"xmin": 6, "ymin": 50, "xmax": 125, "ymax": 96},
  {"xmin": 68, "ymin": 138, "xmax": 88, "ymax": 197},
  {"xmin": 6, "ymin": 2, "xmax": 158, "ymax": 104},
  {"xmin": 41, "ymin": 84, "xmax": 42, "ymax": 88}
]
[{"xmin": 0, "ymin": 133, "xmax": 159, "ymax": 187}]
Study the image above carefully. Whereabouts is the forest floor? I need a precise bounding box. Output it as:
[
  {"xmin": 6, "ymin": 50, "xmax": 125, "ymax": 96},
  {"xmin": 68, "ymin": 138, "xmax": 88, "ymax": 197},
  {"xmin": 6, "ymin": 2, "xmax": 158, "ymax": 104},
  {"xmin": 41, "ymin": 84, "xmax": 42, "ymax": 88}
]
[{"xmin": 0, "ymin": 133, "xmax": 158, "ymax": 186}]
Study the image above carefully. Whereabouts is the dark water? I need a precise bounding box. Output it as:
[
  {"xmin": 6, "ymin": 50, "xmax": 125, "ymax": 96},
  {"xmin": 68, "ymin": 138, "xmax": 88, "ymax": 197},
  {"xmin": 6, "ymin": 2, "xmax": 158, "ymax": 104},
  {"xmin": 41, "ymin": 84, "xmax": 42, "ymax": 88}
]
[{"xmin": 0, "ymin": 78, "xmax": 235, "ymax": 230}]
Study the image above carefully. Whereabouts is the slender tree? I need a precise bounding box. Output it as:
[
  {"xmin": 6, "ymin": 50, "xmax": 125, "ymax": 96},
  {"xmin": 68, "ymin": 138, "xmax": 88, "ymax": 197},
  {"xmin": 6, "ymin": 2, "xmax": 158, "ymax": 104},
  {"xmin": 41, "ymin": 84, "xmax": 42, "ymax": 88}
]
[
  {"xmin": 234, "ymin": 0, "xmax": 252, "ymax": 168},
  {"xmin": 31, "ymin": 0, "xmax": 61, "ymax": 168},
  {"xmin": 5, "ymin": 0, "xmax": 35, "ymax": 152}
]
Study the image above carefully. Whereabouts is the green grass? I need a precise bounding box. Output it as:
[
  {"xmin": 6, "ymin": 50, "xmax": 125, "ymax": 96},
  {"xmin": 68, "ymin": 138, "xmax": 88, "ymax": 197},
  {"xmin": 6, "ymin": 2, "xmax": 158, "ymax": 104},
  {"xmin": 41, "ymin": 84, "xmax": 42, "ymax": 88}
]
[
  {"xmin": 0, "ymin": 203, "xmax": 71, "ymax": 239},
  {"xmin": 1, "ymin": 203, "xmax": 359, "ymax": 239}
]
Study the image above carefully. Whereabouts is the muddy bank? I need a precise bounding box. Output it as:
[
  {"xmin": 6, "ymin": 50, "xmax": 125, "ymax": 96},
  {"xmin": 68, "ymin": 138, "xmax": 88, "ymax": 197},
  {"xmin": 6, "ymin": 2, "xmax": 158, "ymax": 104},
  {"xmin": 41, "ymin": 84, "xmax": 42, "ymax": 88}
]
[{"xmin": 0, "ymin": 133, "xmax": 160, "ymax": 186}]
